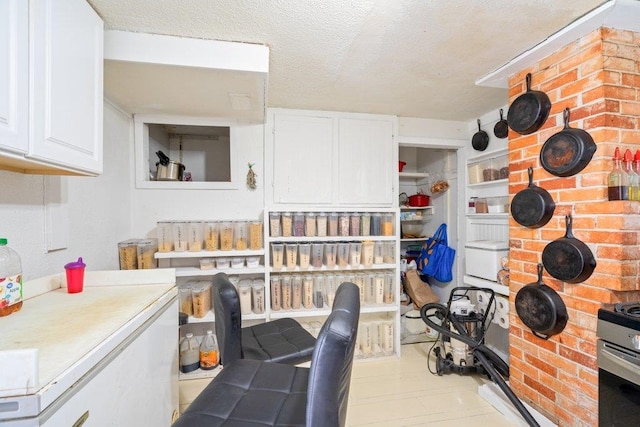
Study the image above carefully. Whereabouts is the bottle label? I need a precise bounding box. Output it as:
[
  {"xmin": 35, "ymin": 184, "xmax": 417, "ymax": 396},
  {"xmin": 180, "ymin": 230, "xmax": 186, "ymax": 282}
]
[{"xmin": 0, "ymin": 274, "xmax": 22, "ymax": 309}]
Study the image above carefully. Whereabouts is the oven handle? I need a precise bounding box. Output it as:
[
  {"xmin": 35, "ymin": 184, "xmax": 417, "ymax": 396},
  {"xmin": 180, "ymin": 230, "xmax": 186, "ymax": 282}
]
[{"xmin": 598, "ymin": 340, "xmax": 640, "ymax": 385}]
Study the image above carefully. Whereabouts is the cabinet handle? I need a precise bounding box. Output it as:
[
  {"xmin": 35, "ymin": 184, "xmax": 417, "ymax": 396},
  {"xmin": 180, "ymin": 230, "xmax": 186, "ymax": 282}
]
[{"xmin": 72, "ymin": 411, "xmax": 89, "ymax": 427}]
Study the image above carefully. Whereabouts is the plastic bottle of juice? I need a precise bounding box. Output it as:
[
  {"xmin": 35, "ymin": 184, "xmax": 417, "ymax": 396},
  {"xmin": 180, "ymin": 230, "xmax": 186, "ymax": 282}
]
[
  {"xmin": 0, "ymin": 238, "xmax": 23, "ymax": 317},
  {"xmin": 199, "ymin": 330, "xmax": 219, "ymax": 370}
]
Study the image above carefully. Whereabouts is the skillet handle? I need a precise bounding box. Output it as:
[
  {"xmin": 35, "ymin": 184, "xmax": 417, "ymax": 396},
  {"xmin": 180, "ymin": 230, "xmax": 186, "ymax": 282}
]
[{"xmin": 532, "ymin": 330, "xmax": 551, "ymax": 340}]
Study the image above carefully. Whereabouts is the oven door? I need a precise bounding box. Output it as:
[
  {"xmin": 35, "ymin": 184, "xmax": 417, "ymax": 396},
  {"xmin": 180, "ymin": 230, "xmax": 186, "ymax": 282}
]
[{"xmin": 598, "ymin": 340, "xmax": 640, "ymax": 425}]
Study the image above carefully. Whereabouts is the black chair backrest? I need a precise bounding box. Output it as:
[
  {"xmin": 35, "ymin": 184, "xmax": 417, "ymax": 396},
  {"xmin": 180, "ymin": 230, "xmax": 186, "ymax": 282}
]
[
  {"xmin": 306, "ymin": 282, "xmax": 360, "ymax": 427},
  {"xmin": 212, "ymin": 273, "xmax": 243, "ymax": 365}
]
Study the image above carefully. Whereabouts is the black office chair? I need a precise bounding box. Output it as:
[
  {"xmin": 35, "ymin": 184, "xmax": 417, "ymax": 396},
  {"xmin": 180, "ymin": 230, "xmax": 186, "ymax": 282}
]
[
  {"xmin": 212, "ymin": 272, "xmax": 316, "ymax": 366},
  {"xmin": 173, "ymin": 281, "xmax": 360, "ymax": 427}
]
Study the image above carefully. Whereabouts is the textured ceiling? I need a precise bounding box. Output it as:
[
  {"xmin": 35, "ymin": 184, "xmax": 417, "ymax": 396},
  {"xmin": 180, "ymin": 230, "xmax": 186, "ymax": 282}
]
[{"xmin": 88, "ymin": 0, "xmax": 609, "ymax": 121}]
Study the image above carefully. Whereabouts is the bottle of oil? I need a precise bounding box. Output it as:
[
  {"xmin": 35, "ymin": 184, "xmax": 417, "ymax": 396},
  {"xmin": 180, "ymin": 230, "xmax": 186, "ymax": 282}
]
[
  {"xmin": 608, "ymin": 147, "xmax": 628, "ymax": 200},
  {"xmin": 179, "ymin": 333, "xmax": 200, "ymax": 373},
  {"xmin": 624, "ymin": 149, "xmax": 639, "ymax": 201},
  {"xmin": 0, "ymin": 238, "xmax": 23, "ymax": 317}
]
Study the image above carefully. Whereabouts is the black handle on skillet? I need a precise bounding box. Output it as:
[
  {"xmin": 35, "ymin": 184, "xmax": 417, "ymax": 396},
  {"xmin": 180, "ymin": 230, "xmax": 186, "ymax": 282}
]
[{"xmin": 563, "ymin": 215, "xmax": 575, "ymax": 239}]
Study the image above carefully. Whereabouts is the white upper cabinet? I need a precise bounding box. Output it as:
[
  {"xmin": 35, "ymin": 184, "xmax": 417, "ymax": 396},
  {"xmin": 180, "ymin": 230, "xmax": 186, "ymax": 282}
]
[
  {"xmin": 0, "ymin": 0, "xmax": 28, "ymax": 154},
  {"xmin": 267, "ymin": 109, "xmax": 396, "ymax": 207},
  {"xmin": 0, "ymin": 0, "xmax": 103, "ymax": 175},
  {"xmin": 337, "ymin": 117, "xmax": 394, "ymax": 205},
  {"xmin": 271, "ymin": 113, "xmax": 334, "ymax": 204}
]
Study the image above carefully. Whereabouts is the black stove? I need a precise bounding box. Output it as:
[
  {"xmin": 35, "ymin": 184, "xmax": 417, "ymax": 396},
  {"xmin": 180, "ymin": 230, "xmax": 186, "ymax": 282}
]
[
  {"xmin": 599, "ymin": 302, "xmax": 640, "ymax": 335},
  {"xmin": 597, "ymin": 302, "xmax": 640, "ymax": 424}
]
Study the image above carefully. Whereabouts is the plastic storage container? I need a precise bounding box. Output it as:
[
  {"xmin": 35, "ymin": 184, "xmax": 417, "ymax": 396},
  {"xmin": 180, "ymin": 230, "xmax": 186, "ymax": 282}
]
[
  {"xmin": 252, "ymin": 279, "xmax": 265, "ymax": 314},
  {"xmin": 199, "ymin": 330, "xmax": 219, "ymax": 370},
  {"xmin": 180, "ymin": 333, "xmax": 200, "ymax": 373},
  {"xmin": 118, "ymin": 239, "xmax": 139, "ymax": 270},
  {"xmin": 157, "ymin": 221, "xmax": 173, "ymax": 252},
  {"xmin": 192, "ymin": 281, "xmax": 212, "ymax": 318},
  {"xmin": 204, "ymin": 221, "xmax": 219, "ymax": 251},
  {"xmin": 249, "ymin": 221, "xmax": 263, "ymax": 250},
  {"xmin": 238, "ymin": 279, "xmax": 252, "ymax": 315},
  {"xmin": 316, "ymin": 212, "xmax": 328, "ymax": 237},
  {"xmin": 188, "ymin": 221, "xmax": 204, "ymax": 251},
  {"xmin": 173, "ymin": 221, "xmax": 188, "ymax": 252},
  {"xmin": 136, "ymin": 239, "xmax": 158, "ymax": 269},
  {"xmin": 465, "ymin": 240, "xmax": 509, "ymax": 281},
  {"xmin": 0, "ymin": 238, "xmax": 23, "ymax": 317},
  {"xmin": 234, "ymin": 221, "xmax": 248, "ymax": 250},
  {"xmin": 269, "ymin": 212, "xmax": 281, "ymax": 237},
  {"xmin": 271, "ymin": 243, "xmax": 284, "ymax": 269},
  {"xmin": 219, "ymin": 221, "xmax": 234, "ymax": 251}
]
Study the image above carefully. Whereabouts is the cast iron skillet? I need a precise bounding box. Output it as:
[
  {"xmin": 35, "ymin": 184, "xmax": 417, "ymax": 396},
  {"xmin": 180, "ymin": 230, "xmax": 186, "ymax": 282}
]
[
  {"xmin": 494, "ymin": 109, "xmax": 508, "ymax": 139},
  {"xmin": 542, "ymin": 215, "xmax": 596, "ymax": 283},
  {"xmin": 472, "ymin": 119, "xmax": 489, "ymax": 151},
  {"xmin": 540, "ymin": 108, "xmax": 597, "ymax": 177},
  {"xmin": 510, "ymin": 167, "xmax": 555, "ymax": 228},
  {"xmin": 515, "ymin": 263, "xmax": 568, "ymax": 340},
  {"xmin": 507, "ymin": 73, "xmax": 551, "ymax": 135}
]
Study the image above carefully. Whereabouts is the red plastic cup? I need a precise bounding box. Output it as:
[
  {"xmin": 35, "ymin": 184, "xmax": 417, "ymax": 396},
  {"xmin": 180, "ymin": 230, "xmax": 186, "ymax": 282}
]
[{"xmin": 65, "ymin": 257, "xmax": 86, "ymax": 294}]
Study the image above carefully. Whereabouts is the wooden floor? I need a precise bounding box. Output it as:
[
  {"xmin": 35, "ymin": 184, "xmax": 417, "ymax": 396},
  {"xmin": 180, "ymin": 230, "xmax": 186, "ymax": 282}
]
[{"xmin": 346, "ymin": 343, "xmax": 516, "ymax": 426}]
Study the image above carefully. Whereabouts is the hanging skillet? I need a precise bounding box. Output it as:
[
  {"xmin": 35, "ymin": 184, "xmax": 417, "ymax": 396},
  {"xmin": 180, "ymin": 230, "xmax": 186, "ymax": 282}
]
[
  {"xmin": 542, "ymin": 215, "xmax": 596, "ymax": 283},
  {"xmin": 507, "ymin": 73, "xmax": 551, "ymax": 135},
  {"xmin": 511, "ymin": 167, "xmax": 555, "ymax": 228},
  {"xmin": 540, "ymin": 108, "xmax": 597, "ymax": 177},
  {"xmin": 472, "ymin": 119, "xmax": 489, "ymax": 151},
  {"xmin": 493, "ymin": 109, "xmax": 508, "ymax": 139},
  {"xmin": 515, "ymin": 264, "xmax": 568, "ymax": 340}
]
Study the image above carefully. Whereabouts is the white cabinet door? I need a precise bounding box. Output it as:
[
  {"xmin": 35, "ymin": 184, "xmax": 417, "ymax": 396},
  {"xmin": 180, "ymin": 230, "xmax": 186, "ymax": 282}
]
[
  {"xmin": 272, "ymin": 114, "xmax": 334, "ymax": 204},
  {"xmin": 29, "ymin": 0, "xmax": 103, "ymax": 175},
  {"xmin": 0, "ymin": 0, "xmax": 28, "ymax": 153},
  {"xmin": 337, "ymin": 117, "xmax": 394, "ymax": 205}
]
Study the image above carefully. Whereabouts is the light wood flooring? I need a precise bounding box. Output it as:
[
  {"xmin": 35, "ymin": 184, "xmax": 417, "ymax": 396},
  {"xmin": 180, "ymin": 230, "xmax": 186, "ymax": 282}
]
[{"xmin": 346, "ymin": 343, "xmax": 516, "ymax": 426}]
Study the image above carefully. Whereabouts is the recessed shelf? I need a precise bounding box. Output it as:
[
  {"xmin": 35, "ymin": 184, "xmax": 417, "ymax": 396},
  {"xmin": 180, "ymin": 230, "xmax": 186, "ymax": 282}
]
[{"xmin": 156, "ymin": 249, "xmax": 265, "ymax": 259}]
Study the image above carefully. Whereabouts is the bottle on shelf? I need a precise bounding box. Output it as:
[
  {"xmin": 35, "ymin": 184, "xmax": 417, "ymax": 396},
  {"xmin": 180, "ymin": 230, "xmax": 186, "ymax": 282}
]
[
  {"xmin": 608, "ymin": 147, "xmax": 628, "ymax": 201},
  {"xmin": 179, "ymin": 333, "xmax": 200, "ymax": 373},
  {"xmin": 0, "ymin": 238, "xmax": 23, "ymax": 317},
  {"xmin": 199, "ymin": 330, "xmax": 219, "ymax": 370},
  {"xmin": 624, "ymin": 149, "xmax": 639, "ymax": 201}
]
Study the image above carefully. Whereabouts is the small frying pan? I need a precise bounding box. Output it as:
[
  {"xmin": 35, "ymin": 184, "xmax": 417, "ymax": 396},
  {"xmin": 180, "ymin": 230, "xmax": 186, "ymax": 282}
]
[
  {"xmin": 540, "ymin": 108, "xmax": 597, "ymax": 177},
  {"xmin": 472, "ymin": 119, "xmax": 489, "ymax": 151},
  {"xmin": 510, "ymin": 167, "xmax": 555, "ymax": 228},
  {"xmin": 515, "ymin": 264, "xmax": 568, "ymax": 340},
  {"xmin": 542, "ymin": 215, "xmax": 596, "ymax": 283},
  {"xmin": 507, "ymin": 73, "xmax": 551, "ymax": 135},
  {"xmin": 494, "ymin": 109, "xmax": 508, "ymax": 139}
]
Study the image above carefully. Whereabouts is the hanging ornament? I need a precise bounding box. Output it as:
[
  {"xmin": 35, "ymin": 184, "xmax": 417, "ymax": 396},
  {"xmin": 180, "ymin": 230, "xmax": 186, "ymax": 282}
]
[{"xmin": 246, "ymin": 163, "xmax": 257, "ymax": 190}]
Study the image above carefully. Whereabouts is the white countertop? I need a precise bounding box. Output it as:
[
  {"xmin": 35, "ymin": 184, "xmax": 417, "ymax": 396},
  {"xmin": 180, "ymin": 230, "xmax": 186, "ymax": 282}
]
[{"xmin": 0, "ymin": 269, "xmax": 176, "ymax": 417}]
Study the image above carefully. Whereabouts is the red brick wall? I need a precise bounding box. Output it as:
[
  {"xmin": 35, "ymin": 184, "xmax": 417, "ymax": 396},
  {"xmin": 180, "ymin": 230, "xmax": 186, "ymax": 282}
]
[{"xmin": 508, "ymin": 27, "xmax": 640, "ymax": 425}]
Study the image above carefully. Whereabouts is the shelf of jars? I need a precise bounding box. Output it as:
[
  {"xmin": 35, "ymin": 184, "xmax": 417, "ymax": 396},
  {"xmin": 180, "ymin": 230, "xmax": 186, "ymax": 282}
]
[{"xmin": 264, "ymin": 207, "xmax": 401, "ymax": 359}]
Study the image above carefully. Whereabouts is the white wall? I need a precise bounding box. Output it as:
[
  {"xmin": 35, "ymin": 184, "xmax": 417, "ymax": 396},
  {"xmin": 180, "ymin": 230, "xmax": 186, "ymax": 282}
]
[
  {"xmin": 129, "ymin": 123, "xmax": 265, "ymax": 239},
  {"xmin": 0, "ymin": 101, "xmax": 133, "ymax": 279}
]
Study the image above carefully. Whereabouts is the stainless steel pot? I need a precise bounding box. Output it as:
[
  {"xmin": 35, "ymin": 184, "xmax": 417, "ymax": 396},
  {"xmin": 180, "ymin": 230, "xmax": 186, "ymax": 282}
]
[{"xmin": 155, "ymin": 151, "xmax": 185, "ymax": 181}]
